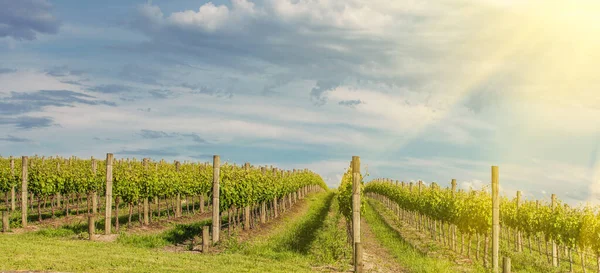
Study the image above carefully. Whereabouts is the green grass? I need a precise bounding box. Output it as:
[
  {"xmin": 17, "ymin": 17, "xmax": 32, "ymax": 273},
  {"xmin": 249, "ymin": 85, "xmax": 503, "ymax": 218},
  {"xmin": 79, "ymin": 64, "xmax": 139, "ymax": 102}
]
[
  {"xmin": 34, "ymin": 227, "xmax": 77, "ymax": 238},
  {"xmin": 364, "ymin": 200, "xmax": 487, "ymax": 273},
  {"xmin": 232, "ymin": 192, "xmax": 335, "ymax": 259},
  {"xmin": 216, "ymin": 191, "xmax": 352, "ymax": 271},
  {"xmin": 308, "ymin": 194, "xmax": 352, "ymax": 269},
  {"xmin": 117, "ymin": 218, "xmax": 212, "ymax": 248},
  {"xmin": 0, "ymin": 232, "xmax": 311, "ymax": 272},
  {"xmin": 0, "ymin": 192, "xmax": 338, "ymax": 273}
]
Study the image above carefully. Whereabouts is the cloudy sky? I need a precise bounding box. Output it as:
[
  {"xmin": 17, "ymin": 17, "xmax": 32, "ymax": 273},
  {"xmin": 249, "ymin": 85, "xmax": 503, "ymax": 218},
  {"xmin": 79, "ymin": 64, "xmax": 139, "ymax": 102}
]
[{"xmin": 1, "ymin": 0, "xmax": 599, "ymax": 205}]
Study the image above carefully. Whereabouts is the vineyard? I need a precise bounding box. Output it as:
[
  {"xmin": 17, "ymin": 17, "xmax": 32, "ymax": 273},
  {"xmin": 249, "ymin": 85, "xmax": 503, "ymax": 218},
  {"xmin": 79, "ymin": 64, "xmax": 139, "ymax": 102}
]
[{"xmin": 2, "ymin": 154, "xmax": 599, "ymax": 273}]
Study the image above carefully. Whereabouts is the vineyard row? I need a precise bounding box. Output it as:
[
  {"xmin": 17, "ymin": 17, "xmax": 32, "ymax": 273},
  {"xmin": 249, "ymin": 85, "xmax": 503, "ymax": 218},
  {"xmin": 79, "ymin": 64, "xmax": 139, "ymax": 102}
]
[
  {"xmin": 1, "ymin": 154, "xmax": 327, "ymax": 243},
  {"xmin": 365, "ymin": 177, "xmax": 600, "ymax": 273}
]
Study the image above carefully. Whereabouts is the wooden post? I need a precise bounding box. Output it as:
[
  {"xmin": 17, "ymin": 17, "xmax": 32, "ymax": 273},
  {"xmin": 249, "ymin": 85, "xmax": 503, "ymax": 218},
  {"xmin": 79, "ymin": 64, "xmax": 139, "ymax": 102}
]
[
  {"xmin": 451, "ymin": 179, "xmax": 457, "ymax": 250},
  {"xmin": 492, "ymin": 166, "xmax": 500, "ymax": 273},
  {"xmin": 21, "ymin": 156, "xmax": 28, "ymax": 228},
  {"xmin": 105, "ymin": 153, "xmax": 113, "ymax": 235},
  {"xmin": 200, "ymin": 193, "xmax": 205, "ymax": 213},
  {"xmin": 273, "ymin": 168, "xmax": 279, "ymax": 218},
  {"xmin": 92, "ymin": 158, "xmax": 98, "ymax": 214},
  {"xmin": 202, "ymin": 226, "xmax": 210, "ymax": 252},
  {"xmin": 175, "ymin": 161, "xmax": 182, "ymax": 218},
  {"xmin": 143, "ymin": 158, "xmax": 149, "ymax": 225},
  {"xmin": 551, "ymin": 193, "xmax": 558, "ymax": 267},
  {"xmin": 2, "ymin": 211, "xmax": 8, "ymax": 232},
  {"xmin": 57, "ymin": 161, "xmax": 62, "ymax": 209},
  {"xmin": 418, "ymin": 180, "xmax": 422, "ymax": 231},
  {"xmin": 88, "ymin": 214, "xmax": 95, "ymax": 240},
  {"xmin": 212, "ymin": 155, "xmax": 220, "ymax": 244},
  {"xmin": 516, "ymin": 191, "xmax": 522, "ymax": 252},
  {"xmin": 244, "ymin": 163, "xmax": 250, "ymax": 231},
  {"xmin": 352, "ymin": 156, "xmax": 362, "ymax": 273},
  {"xmin": 502, "ymin": 257, "xmax": 511, "ymax": 273},
  {"xmin": 10, "ymin": 157, "xmax": 15, "ymax": 212},
  {"xmin": 260, "ymin": 167, "xmax": 267, "ymax": 224}
]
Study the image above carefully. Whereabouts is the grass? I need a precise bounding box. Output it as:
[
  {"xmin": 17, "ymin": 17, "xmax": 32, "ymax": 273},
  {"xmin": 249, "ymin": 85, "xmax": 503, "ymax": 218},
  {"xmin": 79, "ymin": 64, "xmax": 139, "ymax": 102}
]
[
  {"xmin": 231, "ymin": 192, "xmax": 335, "ymax": 259},
  {"xmin": 307, "ymin": 194, "xmax": 352, "ymax": 269},
  {"xmin": 117, "ymin": 218, "xmax": 212, "ymax": 248},
  {"xmin": 0, "ymin": 232, "xmax": 311, "ymax": 272},
  {"xmin": 364, "ymin": 199, "xmax": 487, "ymax": 273},
  {"xmin": 217, "ymin": 191, "xmax": 353, "ymax": 271},
  {"xmin": 0, "ymin": 192, "xmax": 339, "ymax": 273}
]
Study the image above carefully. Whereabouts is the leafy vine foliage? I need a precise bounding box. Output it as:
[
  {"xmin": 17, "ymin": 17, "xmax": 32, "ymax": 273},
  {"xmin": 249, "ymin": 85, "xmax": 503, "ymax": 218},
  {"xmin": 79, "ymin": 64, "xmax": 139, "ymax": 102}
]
[
  {"xmin": 365, "ymin": 180, "xmax": 600, "ymax": 258},
  {"xmin": 1, "ymin": 156, "xmax": 326, "ymax": 216},
  {"xmin": 337, "ymin": 166, "xmax": 365, "ymax": 222},
  {"xmin": 365, "ymin": 181, "xmax": 491, "ymax": 236},
  {"xmin": 0, "ymin": 158, "xmax": 20, "ymax": 196},
  {"xmin": 337, "ymin": 163, "xmax": 367, "ymax": 243}
]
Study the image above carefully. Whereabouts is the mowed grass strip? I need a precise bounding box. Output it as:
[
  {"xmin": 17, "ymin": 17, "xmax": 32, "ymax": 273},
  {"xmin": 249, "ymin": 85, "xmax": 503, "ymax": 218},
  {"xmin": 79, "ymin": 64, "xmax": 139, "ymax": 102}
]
[
  {"xmin": 364, "ymin": 199, "xmax": 487, "ymax": 273},
  {"xmin": 0, "ymin": 192, "xmax": 335, "ymax": 273},
  {"xmin": 0, "ymin": 231, "xmax": 312, "ymax": 273},
  {"xmin": 233, "ymin": 192, "xmax": 352, "ymax": 271}
]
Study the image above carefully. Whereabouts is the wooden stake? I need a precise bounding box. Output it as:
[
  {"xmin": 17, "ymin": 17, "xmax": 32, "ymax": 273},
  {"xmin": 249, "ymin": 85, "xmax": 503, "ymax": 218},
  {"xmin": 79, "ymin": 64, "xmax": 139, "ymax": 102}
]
[
  {"xmin": 260, "ymin": 167, "xmax": 267, "ymax": 224},
  {"xmin": 200, "ymin": 193, "xmax": 205, "ymax": 213},
  {"xmin": 551, "ymin": 194, "xmax": 558, "ymax": 267},
  {"xmin": 2, "ymin": 211, "xmax": 8, "ymax": 232},
  {"xmin": 212, "ymin": 155, "xmax": 220, "ymax": 244},
  {"xmin": 516, "ymin": 191, "xmax": 522, "ymax": 252},
  {"xmin": 273, "ymin": 168, "xmax": 279, "ymax": 218},
  {"xmin": 244, "ymin": 163, "xmax": 250, "ymax": 230},
  {"xmin": 502, "ymin": 257, "xmax": 511, "ymax": 273},
  {"xmin": 10, "ymin": 157, "xmax": 15, "ymax": 212},
  {"xmin": 352, "ymin": 156, "xmax": 362, "ymax": 273},
  {"xmin": 88, "ymin": 214, "xmax": 95, "ymax": 240},
  {"xmin": 175, "ymin": 161, "xmax": 182, "ymax": 218},
  {"xmin": 143, "ymin": 158, "xmax": 149, "ymax": 225},
  {"xmin": 451, "ymin": 178, "xmax": 457, "ymax": 251},
  {"xmin": 92, "ymin": 158, "xmax": 98, "ymax": 215},
  {"xmin": 104, "ymin": 153, "xmax": 113, "ymax": 235},
  {"xmin": 21, "ymin": 156, "xmax": 28, "ymax": 228},
  {"xmin": 492, "ymin": 166, "xmax": 499, "ymax": 273},
  {"xmin": 202, "ymin": 226, "xmax": 210, "ymax": 252}
]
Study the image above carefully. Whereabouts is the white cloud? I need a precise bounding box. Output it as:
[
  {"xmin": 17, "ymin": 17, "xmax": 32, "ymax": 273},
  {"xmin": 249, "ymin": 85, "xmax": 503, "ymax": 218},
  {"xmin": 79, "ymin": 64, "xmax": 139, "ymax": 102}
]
[
  {"xmin": 140, "ymin": 0, "xmax": 262, "ymax": 33},
  {"xmin": 266, "ymin": 0, "xmax": 393, "ymax": 32},
  {"xmin": 168, "ymin": 3, "xmax": 231, "ymax": 32},
  {"xmin": 0, "ymin": 70, "xmax": 82, "ymax": 93}
]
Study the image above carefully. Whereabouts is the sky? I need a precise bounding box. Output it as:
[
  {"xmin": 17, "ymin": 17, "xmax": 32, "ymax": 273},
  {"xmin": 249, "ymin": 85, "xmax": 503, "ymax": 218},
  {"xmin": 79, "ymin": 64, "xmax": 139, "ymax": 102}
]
[{"xmin": 0, "ymin": 0, "xmax": 599, "ymax": 205}]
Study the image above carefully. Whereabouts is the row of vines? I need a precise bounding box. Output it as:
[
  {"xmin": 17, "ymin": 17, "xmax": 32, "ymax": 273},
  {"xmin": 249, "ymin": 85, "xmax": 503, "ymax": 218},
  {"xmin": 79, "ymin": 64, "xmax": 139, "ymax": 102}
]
[
  {"xmin": 0, "ymin": 155, "xmax": 327, "ymax": 228},
  {"xmin": 365, "ymin": 179, "xmax": 600, "ymax": 272}
]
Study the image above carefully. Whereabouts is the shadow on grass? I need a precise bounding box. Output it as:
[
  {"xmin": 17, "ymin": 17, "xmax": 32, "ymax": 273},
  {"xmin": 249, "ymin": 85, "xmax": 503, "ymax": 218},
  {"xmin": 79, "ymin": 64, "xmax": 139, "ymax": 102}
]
[
  {"xmin": 271, "ymin": 193, "xmax": 335, "ymax": 254},
  {"xmin": 113, "ymin": 218, "xmax": 214, "ymax": 249}
]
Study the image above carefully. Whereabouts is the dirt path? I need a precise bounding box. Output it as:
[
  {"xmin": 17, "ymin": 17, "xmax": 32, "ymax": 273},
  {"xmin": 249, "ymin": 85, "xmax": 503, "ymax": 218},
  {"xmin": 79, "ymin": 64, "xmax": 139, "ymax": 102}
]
[{"xmin": 361, "ymin": 218, "xmax": 407, "ymax": 273}]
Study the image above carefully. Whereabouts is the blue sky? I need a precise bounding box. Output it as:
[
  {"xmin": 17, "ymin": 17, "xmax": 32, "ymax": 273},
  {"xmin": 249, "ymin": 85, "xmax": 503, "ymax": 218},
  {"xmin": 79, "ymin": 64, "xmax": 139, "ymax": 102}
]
[{"xmin": 1, "ymin": 0, "xmax": 599, "ymax": 205}]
